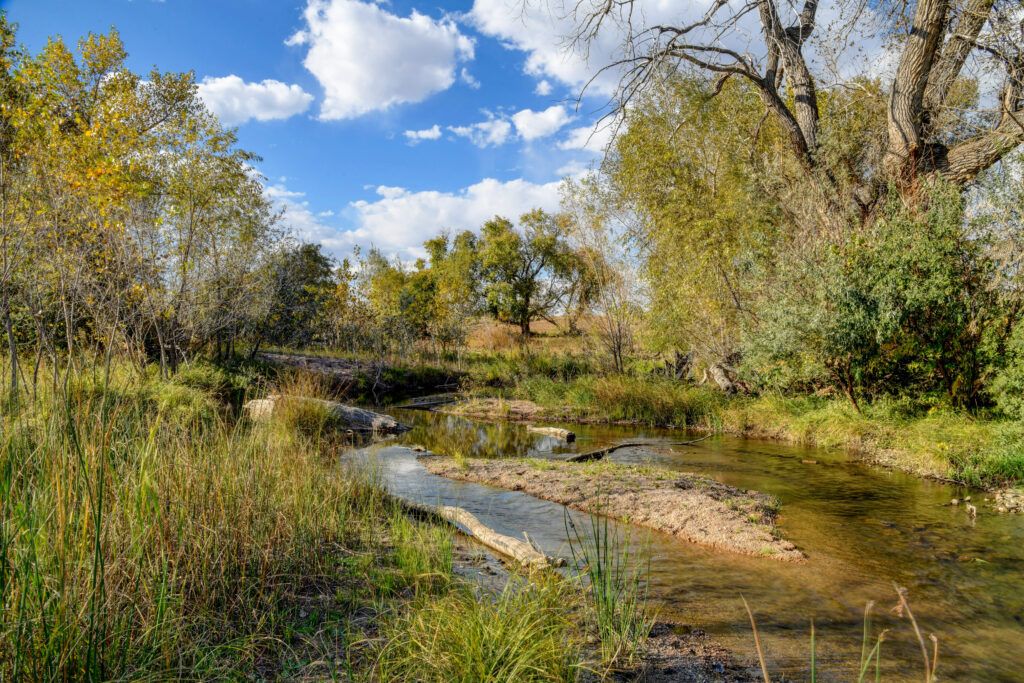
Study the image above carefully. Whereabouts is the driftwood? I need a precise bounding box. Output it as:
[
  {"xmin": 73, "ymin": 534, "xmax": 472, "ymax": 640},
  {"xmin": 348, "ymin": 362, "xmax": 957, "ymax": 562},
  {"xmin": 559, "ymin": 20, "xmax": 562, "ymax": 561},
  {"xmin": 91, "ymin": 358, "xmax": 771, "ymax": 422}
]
[
  {"xmin": 401, "ymin": 499, "xmax": 562, "ymax": 569},
  {"xmin": 567, "ymin": 434, "xmax": 714, "ymax": 463},
  {"xmin": 527, "ymin": 425, "xmax": 576, "ymax": 442},
  {"xmin": 243, "ymin": 394, "xmax": 409, "ymax": 433}
]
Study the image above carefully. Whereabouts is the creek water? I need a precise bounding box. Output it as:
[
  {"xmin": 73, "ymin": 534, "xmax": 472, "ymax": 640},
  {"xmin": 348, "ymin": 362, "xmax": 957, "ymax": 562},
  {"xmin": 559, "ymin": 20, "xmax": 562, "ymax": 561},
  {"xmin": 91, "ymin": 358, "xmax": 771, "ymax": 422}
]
[{"xmin": 350, "ymin": 409, "xmax": 1024, "ymax": 681}]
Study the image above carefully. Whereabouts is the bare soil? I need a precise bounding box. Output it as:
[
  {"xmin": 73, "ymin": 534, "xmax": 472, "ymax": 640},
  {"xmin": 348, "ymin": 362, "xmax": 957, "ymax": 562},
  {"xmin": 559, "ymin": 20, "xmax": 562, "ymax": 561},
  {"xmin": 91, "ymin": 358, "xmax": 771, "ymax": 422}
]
[{"xmin": 419, "ymin": 456, "xmax": 804, "ymax": 562}]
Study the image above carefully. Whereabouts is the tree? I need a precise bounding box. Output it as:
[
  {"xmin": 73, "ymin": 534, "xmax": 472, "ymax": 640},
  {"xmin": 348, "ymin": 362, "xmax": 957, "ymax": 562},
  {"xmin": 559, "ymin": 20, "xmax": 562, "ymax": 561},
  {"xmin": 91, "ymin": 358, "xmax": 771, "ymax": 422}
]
[
  {"xmin": 562, "ymin": 176, "xmax": 643, "ymax": 373},
  {"xmin": 565, "ymin": 0, "xmax": 1023, "ymax": 226},
  {"xmin": 257, "ymin": 243, "xmax": 337, "ymax": 352},
  {"xmin": 425, "ymin": 230, "xmax": 482, "ymax": 350},
  {"xmin": 601, "ymin": 76, "xmax": 781, "ymax": 376},
  {"xmin": 478, "ymin": 210, "xmax": 576, "ymax": 335}
]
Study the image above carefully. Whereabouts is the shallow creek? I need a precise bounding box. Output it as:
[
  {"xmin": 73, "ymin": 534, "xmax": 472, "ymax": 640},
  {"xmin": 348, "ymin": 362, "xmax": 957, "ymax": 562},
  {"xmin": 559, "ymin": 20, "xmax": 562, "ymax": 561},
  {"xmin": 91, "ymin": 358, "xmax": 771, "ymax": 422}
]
[{"xmin": 347, "ymin": 409, "xmax": 1024, "ymax": 681}]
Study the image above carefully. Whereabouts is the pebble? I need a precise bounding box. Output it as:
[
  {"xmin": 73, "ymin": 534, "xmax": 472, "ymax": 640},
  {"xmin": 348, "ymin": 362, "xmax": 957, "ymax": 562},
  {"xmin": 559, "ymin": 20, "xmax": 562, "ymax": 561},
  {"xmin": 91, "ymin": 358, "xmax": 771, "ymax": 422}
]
[
  {"xmin": 994, "ymin": 488, "xmax": 1024, "ymax": 514},
  {"xmin": 951, "ymin": 498, "xmax": 959, "ymax": 505}
]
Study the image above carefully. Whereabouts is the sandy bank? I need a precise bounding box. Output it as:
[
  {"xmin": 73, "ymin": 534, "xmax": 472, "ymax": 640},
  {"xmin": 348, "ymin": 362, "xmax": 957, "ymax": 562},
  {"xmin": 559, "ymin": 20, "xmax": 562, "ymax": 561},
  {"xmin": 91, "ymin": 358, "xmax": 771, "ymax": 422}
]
[{"xmin": 419, "ymin": 455, "xmax": 804, "ymax": 562}]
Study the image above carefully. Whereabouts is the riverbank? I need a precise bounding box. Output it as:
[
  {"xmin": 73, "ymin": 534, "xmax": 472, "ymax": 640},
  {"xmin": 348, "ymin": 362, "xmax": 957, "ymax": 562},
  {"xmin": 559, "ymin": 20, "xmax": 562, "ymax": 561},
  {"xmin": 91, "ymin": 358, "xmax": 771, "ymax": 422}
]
[
  {"xmin": 1, "ymin": 360, "xmax": 763, "ymax": 681},
  {"xmin": 256, "ymin": 349, "xmax": 1024, "ymax": 488},
  {"xmin": 420, "ymin": 455, "xmax": 804, "ymax": 561},
  {"xmin": 447, "ymin": 374, "xmax": 1024, "ymax": 489}
]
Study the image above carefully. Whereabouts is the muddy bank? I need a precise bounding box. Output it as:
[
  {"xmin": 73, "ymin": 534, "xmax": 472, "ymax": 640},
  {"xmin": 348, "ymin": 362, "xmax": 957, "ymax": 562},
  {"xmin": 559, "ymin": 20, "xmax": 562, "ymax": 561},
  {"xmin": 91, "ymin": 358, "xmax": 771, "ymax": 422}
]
[{"xmin": 419, "ymin": 455, "xmax": 804, "ymax": 561}]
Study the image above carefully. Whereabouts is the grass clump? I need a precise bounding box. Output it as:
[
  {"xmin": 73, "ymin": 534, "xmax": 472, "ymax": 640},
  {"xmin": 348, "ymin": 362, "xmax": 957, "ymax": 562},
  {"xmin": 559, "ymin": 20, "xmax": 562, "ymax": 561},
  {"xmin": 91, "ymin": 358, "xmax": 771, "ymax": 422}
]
[
  {"xmin": 388, "ymin": 511, "xmax": 454, "ymax": 591},
  {"xmin": 373, "ymin": 578, "xmax": 582, "ymax": 683},
  {"xmin": 566, "ymin": 512, "xmax": 654, "ymax": 672}
]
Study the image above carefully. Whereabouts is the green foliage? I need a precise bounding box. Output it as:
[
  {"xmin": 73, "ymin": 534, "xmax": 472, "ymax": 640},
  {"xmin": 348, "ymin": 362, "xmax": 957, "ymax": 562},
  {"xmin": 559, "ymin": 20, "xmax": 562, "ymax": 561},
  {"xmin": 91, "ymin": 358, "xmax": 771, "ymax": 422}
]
[
  {"xmin": 992, "ymin": 323, "xmax": 1024, "ymax": 419},
  {"xmin": 606, "ymin": 76, "xmax": 782, "ymax": 363},
  {"xmin": 746, "ymin": 180, "xmax": 1007, "ymax": 408},
  {"xmin": 478, "ymin": 210, "xmax": 577, "ymax": 335},
  {"xmin": 261, "ymin": 243, "xmax": 338, "ymax": 349}
]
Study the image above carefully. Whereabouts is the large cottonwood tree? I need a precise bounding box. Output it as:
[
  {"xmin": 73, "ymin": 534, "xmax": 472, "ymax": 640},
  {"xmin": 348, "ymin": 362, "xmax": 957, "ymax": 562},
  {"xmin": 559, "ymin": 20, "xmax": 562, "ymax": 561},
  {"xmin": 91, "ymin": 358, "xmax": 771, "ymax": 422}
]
[{"xmin": 567, "ymin": 0, "xmax": 1023, "ymax": 219}]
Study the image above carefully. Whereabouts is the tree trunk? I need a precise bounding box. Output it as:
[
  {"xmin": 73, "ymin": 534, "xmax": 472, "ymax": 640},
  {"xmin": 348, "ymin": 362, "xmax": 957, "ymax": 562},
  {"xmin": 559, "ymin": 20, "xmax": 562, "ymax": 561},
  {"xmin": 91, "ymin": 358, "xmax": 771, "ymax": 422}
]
[
  {"xmin": 708, "ymin": 363, "xmax": 737, "ymax": 394},
  {"xmin": 3, "ymin": 296, "xmax": 17, "ymax": 408}
]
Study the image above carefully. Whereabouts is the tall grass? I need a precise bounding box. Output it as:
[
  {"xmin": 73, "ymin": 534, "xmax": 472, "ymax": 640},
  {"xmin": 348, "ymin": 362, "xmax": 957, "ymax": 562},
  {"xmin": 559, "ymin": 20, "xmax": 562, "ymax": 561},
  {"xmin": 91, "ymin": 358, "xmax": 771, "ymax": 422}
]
[
  {"xmin": 565, "ymin": 511, "xmax": 654, "ymax": 672},
  {"xmin": 0, "ymin": 364, "xmax": 383, "ymax": 680},
  {"xmin": 373, "ymin": 577, "xmax": 582, "ymax": 683}
]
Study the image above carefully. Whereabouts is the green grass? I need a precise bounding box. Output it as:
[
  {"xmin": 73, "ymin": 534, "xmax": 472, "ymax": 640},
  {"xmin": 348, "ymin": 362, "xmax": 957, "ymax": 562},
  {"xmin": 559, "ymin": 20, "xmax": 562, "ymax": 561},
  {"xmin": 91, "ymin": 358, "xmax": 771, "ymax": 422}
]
[
  {"xmin": 373, "ymin": 577, "xmax": 583, "ymax": 683},
  {"xmin": 565, "ymin": 512, "xmax": 653, "ymax": 672},
  {"xmin": 498, "ymin": 374, "xmax": 1024, "ymax": 488},
  {"xmin": 0, "ymin": 359, "xmax": 633, "ymax": 681}
]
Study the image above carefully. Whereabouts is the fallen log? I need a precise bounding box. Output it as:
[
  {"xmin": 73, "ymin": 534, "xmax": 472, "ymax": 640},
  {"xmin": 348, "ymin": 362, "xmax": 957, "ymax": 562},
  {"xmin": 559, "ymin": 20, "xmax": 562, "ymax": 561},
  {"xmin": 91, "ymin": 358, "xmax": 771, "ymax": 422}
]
[
  {"xmin": 567, "ymin": 434, "xmax": 714, "ymax": 463},
  {"xmin": 400, "ymin": 499, "xmax": 562, "ymax": 569},
  {"xmin": 527, "ymin": 425, "xmax": 576, "ymax": 442},
  {"xmin": 243, "ymin": 394, "xmax": 409, "ymax": 433}
]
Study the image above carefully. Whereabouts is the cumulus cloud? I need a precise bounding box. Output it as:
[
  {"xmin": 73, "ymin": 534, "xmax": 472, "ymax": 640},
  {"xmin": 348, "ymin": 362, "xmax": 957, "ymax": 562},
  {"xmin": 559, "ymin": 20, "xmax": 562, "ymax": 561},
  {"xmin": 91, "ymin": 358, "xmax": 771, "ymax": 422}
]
[
  {"xmin": 444, "ymin": 105, "xmax": 571, "ymax": 147},
  {"xmin": 265, "ymin": 183, "xmax": 357, "ymax": 257},
  {"xmin": 266, "ymin": 177, "xmax": 562, "ymax": 261},
  {"xmin": 404, "ymin": 124, "xmax": 443, "ymax": 143},
  {"xmin": 347, "ymin": 177, "xmax": 562, "ymax": 259},
  {"xmin": 558, "ymin": 122, "xmax": 613, "ymax": 153},
  {"xmin": 534, "ymin": 79, "xmax": 553, "ymax": 96},
  {"xmin": 288, "ymin": 0, "xmax": 474, "ymax": 120},
  {"xmin": 511, "ymin": 105, "xmax": 572, "ymax": 140},
  {"xmin": 448, "ymin": 118, "xmax": 513, "ymax": 147},
  {"xmin": 471, "ymin": 0, "xmax": 887, "ymax": 98},
  {"xmin": 197, "ymin": 75, "xmax": 313, "ymax": 125},
  {"xmin": 469, "ymin": 0, "xmax": 645, "ymax": 95}
]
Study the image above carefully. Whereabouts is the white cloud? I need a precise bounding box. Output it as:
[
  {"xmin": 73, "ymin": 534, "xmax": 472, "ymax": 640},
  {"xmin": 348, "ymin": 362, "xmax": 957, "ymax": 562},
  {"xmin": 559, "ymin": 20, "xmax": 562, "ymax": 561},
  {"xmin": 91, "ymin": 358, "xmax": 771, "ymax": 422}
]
[
  {"xmin": 471, "ymin": 0, "xmax": 886, "ymax": 99},
  {"xmin": 511, "ymin": 105, "xmax": 572, "ymax": 140},
  {"xmin": 265, "ymin": 183, "xmax": 356, "ymax": 257},
  {"xmin": 404, "ymin": 124, "xmax": 443, "ymax": 143},
  {"xmin": 347, "ymin": 177, "xmax": 562, "ymax": 259},
  {"xmin": 448, "ymin": 118, "xmax": 513, "ymax": 147},
  {"xmin": 266, "ymin": 177, "xmax": 561, "ymax": 261},
  {"xmin": 534, "ymin": 79, "xmax": 553, "ymax": 96},
  {"xmin": 469, "ymin": 0, "xmax": 644, "ymax": 95},
  {"xmin": 556, "ymin": 159, "xmax": 592, "ymax": 177},
  {"xmin": 197, "ymin": 75, "xmax": 313, "ymax": 125},
  {"xmin": 558, "ymin": 122, "xmax": 613, "ymax": 153},
  {"xmin": 460, "ymin": 67, "xmax": 481, "ymax": 89},
  {"xmin": 289, "ymin": 0, "xmax": 475, "ymax": 120},
  {"xmin": 444, "ymin": 105, "xmax": 570, "ymax": 147}
]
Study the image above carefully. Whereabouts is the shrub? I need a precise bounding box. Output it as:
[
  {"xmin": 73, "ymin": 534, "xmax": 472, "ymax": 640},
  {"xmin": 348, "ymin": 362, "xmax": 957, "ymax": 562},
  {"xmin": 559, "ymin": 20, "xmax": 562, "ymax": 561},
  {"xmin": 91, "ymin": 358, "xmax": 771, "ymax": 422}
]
[{"xmin": 992, "ymin": 324, "xmax": 1024, "ymax": 420}]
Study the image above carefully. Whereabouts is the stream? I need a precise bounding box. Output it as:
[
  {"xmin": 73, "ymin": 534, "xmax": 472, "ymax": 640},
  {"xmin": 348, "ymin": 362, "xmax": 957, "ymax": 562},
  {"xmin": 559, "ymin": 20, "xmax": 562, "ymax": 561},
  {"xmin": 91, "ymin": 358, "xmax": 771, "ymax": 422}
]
[{"xmin": 347, "ymin": 409, "xmax": 1024, "ymax": 681}]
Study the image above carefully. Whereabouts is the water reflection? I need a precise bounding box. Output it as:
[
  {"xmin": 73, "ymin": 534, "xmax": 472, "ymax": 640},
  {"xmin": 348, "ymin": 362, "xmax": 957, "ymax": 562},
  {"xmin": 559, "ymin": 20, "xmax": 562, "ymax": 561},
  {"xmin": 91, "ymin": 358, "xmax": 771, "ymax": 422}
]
[{"xmin": 361, "ymin": 409, "xmax": 1024, "ymax": 682}]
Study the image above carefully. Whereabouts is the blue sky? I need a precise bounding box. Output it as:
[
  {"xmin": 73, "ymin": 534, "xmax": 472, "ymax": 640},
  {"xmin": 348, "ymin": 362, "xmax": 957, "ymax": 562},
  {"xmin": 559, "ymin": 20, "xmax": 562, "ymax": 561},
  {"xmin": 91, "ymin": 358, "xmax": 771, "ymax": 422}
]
[{"xmin": 3, "ymin": 0, "xmax": 617, "ymax": 261}]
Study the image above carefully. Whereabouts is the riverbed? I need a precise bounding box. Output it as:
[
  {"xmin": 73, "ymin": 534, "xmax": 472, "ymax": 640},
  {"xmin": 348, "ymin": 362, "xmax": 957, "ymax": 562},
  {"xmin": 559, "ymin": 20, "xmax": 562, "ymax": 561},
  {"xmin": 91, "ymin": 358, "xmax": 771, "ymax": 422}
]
[{"xmin": 348, "ymin": 409, "xmax": 1024, "ymax": 681}]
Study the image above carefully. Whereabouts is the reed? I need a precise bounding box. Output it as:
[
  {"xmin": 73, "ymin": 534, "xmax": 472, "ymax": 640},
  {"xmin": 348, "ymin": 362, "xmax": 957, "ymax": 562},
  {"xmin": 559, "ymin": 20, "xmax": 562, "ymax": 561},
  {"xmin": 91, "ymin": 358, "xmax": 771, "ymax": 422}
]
[{"xmin": 565, "ymin": 510, "xmax": 654, "ymax": 672}]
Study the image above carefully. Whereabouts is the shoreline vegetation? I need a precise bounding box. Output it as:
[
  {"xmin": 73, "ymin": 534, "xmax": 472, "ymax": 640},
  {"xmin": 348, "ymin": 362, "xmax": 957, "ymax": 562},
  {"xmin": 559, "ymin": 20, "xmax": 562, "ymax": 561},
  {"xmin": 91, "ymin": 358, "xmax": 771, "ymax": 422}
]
[{"xmin": 263, "ymin": 346, "xmax": 1024, "ymax": 491}]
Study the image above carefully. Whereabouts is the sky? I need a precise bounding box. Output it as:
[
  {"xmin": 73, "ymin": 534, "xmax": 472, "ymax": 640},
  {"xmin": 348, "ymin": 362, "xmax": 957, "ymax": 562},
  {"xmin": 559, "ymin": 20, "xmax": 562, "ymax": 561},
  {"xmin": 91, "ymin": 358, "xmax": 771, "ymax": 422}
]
[{"xmin": 2, "ymin": 0, "xmax": 624, "ymax": 262}]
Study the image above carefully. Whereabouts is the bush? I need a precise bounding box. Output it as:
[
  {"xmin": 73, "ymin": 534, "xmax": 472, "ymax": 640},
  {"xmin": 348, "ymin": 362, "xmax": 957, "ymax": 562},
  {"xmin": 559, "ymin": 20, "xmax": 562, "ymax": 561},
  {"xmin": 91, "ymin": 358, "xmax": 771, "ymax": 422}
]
[
  {"xmin": 744, "ymin": 180, "xmax": 1007, "ymax": 409},
  {"xmin": 992, "ymin": 324, "xmax": 1024, "ymax": 420}
]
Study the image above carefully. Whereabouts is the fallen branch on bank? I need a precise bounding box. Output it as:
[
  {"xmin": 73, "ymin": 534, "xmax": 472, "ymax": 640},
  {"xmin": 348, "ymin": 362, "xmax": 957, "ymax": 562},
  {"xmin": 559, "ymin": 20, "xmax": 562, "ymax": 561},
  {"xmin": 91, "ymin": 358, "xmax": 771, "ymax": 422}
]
[
  {"xmin": 398, "ymin": 499, "xmax": 563, "ymax": 570},
  {"xmin": 566, "ymin": 434, "xmax": 714, "ymax": 463}
]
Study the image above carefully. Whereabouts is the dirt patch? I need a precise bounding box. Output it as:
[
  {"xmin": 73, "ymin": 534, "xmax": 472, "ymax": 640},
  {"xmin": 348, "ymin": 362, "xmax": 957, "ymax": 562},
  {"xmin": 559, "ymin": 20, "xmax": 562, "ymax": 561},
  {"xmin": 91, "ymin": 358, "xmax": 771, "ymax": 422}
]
[
  {"xmin": 419, "ymin": 456, "xmax": 804, "ymax": 562},
  {"xmin": 629, "ymin": 622, "xmax": 761, "ymax": 682},
  {"xmin": 443, "ymin": 397, "xmax": 552, "ymax": 421}
]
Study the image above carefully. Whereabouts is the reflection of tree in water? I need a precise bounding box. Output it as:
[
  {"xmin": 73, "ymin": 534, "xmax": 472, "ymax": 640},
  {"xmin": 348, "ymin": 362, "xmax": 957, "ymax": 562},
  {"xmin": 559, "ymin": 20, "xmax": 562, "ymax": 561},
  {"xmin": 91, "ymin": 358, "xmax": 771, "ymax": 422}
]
[{"xmin": 404, "ymin": 413, "xmax": 546, "ymax": 459}]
